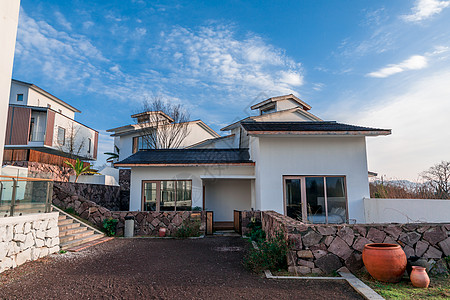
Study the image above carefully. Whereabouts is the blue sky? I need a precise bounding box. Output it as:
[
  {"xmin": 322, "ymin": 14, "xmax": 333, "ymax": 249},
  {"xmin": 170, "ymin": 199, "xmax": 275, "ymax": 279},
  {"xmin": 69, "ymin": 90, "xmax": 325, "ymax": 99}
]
[{"xmin": 12, "ymin": 0, "xmax": 450, "ymax": 180}]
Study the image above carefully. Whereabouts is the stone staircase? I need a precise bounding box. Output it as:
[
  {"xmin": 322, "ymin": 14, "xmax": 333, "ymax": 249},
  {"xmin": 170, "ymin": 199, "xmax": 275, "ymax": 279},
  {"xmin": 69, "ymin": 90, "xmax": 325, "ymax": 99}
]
[{"xmin": 56, "ymin": 209, "xmax": 105, "ymax": 251}]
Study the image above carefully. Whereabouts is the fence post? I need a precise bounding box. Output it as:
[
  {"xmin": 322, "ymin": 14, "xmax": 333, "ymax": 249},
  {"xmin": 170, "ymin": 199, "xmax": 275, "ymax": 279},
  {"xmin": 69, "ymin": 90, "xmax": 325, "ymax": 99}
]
[
  {"xmin": 45, "ymin": 181, "xmax": 53, "ymax": 213},
  {"xmin": 10, "ymin": 178, "xmax": 17, "ymax": 217}
]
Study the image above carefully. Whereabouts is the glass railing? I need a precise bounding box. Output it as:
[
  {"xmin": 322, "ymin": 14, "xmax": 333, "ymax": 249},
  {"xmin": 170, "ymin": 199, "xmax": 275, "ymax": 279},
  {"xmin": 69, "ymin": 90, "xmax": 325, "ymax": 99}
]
[{"xmin": 0, "ymin": 175, "xmax": 53, "ymax": 217}]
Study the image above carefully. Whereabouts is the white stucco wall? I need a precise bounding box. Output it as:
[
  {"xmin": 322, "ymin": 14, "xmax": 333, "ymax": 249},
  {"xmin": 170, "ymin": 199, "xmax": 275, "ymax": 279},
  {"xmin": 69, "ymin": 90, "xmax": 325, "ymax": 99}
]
[
  {"xmin": 129, "ymin": 166, "xmax": 255, "ymax": 211},
  {"xmin": 8, "ymin": 82, "xmax": 29, "ymax": 105},
  {"xmin": 254, "ymin": 136, "xmax": 370, "ymax": 223},
  {"xmin": 53, "ymin": 113, "xmax": 97, "ymax": 159},
  {"xmin": 0, "ymin": 0, "xmax": 20, "ymax": 166},
  {"xmin": 364, "ymin": 198, "xmax": 450, "ymax": 223},
  {"xmin": 204, "ymin": 179, "xmax": 252, "ymax": 221}
]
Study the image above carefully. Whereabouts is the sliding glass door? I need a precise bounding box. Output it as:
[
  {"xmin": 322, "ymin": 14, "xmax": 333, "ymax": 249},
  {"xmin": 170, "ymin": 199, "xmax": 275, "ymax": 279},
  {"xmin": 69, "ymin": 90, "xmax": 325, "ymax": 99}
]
[{"xmin": 284, "ymin": 176, "xmax": 348, "ymax": 224}]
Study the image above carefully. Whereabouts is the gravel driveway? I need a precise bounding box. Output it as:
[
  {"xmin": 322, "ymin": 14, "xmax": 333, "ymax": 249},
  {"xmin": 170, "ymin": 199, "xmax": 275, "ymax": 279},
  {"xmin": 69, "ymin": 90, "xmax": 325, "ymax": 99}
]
[{"xmin": 0, "ymin": 237, "xmax": 362, "ymax": 299}]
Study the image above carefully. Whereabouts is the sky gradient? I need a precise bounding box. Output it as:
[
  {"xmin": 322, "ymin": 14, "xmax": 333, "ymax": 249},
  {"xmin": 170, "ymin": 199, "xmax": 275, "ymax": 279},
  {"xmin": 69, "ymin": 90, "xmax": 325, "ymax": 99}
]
[{"xmin": 11, "ymin": 0, "xmax": 450, "ymax": 180}]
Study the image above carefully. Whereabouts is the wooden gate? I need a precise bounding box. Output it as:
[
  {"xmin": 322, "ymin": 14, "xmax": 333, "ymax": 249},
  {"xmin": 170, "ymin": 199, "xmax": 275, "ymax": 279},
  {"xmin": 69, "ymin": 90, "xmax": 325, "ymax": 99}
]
[
  {"xmin": 233, "ymin": 210, "xmax": 242, "ymax": 234},
  {"xmin": 206, "ymin": 211, "xmax": 214, "ymax": 235}
]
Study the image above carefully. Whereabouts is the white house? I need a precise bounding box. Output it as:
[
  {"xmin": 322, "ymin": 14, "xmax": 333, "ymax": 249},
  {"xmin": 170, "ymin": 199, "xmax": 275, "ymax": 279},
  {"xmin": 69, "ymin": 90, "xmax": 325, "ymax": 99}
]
[
  {"xmin": 115, "ymin": 94, "xmax": 391, "ymax": 227},
  {"xmin": 107, "ymin": 112, "xmax": 221, "ymax": 162},
  {"xmin": 4, "ymin": 79, "xmax": 98, "ymax": 161}
]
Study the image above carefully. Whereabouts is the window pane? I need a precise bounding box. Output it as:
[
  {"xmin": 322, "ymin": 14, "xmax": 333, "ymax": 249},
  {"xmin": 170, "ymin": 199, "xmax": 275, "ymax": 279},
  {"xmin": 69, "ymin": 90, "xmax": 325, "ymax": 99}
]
[
  {"xmin": 176, "ymin": 181, "xmax": 192, "ymax": 211},
  {"xmin": 286, "ymin": 179, "xmax": 302, "ymax": 221},
  {"xmin": 326, "ymin": 177, "xmax": 347, "ymax": 224},
  {"xmin": 305, "ymin": 177, "xmax": 326, "ymax": 224},
  {"xmin": 143, "ymin": 182, "xmax": 157, "ymax": 211},
  {"xmin": 160, "ymin": 181, "xmax": 175, "ymax": 211}
]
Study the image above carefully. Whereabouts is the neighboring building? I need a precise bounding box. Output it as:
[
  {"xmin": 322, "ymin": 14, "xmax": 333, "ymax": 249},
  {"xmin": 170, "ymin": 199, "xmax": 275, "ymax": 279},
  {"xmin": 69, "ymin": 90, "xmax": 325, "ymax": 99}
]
[
  {"xmin": 115, "ymin": 94, "xmax": 391, "ymax": 226},
  {"xmin": 107, "ymin": 112, "xmax": 221, "ymax": 162},
  {"xmin": 0, "ymin": 0, "xmax": 20, "ymax": 166},
  {"xmin": 3, "ymin": 79, "xmax": 98, "ymax": 162}
]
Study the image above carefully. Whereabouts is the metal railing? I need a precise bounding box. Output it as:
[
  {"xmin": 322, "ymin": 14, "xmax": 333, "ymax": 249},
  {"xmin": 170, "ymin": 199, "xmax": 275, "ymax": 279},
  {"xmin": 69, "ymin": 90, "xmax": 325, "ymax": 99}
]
[{"xmin": 0, "ymin": 175, "xmax": 53, "ymax": 218}]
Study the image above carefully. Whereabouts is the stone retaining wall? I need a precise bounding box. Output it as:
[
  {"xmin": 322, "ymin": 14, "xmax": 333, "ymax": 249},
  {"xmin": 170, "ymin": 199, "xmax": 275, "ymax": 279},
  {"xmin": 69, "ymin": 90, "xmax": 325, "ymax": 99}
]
[
  {"xmin": 5, "ymin": 161, "xmax": 74, "ymax": 182},
  {"xmin": 53, "ymin": 188, "xmax": 206, "ymax": 236},
  {"xmin": 0, "ymin": 213, "xmax": 60, "ymax": 273},
  {"xmin": 246, "ymin": 211, "xmax": 450, "ymax": 275},
  {"xmin": 53, "ymin": 182, "xmax": 129, "ymax": 211}
]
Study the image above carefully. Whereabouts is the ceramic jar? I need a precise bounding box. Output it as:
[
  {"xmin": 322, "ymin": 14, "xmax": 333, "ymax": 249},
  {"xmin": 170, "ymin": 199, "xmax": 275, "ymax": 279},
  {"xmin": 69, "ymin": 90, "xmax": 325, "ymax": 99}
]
[
  {"xmin": 410, "ymin": 266, "xmax": 430, "ymax": 288},
  {"xmin": 159, "ymin": 227, "xmax": 166, "ymax": 237},
  {"xmin": 362, "ymin": 243, "xmax": 407, "ymax": 283}
]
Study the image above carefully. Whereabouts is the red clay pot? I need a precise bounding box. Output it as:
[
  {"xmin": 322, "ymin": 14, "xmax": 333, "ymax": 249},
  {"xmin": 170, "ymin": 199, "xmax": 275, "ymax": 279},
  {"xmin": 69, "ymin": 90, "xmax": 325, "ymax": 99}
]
[
  {"xmin": 362, "ymin": 243, "xmax": 407, "ymax": 283},
  {"xmin": 159, "ymin": 228, "xmax": 166, "ymax": 237},
  {"xmin": 410, "ymin": 266, "xmax": 430, "ymax": 288}
]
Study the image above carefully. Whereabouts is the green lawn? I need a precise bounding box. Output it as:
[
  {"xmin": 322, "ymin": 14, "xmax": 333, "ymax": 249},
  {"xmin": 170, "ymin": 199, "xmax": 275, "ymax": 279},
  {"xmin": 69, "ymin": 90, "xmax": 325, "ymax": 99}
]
[{"xmin": 358, "ymin": 272, "xmax": 450, "ymax": 300}]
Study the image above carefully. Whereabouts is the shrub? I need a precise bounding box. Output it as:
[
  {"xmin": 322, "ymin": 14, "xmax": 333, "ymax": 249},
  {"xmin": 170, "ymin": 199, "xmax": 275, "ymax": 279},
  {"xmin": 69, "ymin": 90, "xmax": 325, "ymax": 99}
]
[
  {"xmin": 102, "ymin": 218, "xmax": 118, "ymax": 236},
  {"xmin": 243, "ymin": 230, "xmax": 289, "ymax": 273},
  {"xmin": 64, "ymin": 207, "xmax": 76, "ymax": 215},
  {"xmin": 175, "ymin": 219, "xmax": 201, "ymax": 238},
  {"xmin": 246, "ymin": 217, "xmax": 266, "ymax": 244}
]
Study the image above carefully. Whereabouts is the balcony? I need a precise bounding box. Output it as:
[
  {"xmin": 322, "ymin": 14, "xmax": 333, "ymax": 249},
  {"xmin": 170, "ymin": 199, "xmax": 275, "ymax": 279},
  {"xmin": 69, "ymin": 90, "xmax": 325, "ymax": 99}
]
[{"xmin": 0, "ymin": 175, "xmax": 53, "ymax": 217}]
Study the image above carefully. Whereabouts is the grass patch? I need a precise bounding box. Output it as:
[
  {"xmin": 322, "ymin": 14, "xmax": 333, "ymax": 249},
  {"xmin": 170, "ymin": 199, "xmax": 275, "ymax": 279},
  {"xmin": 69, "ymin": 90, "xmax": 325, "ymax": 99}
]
[{"xmin": 358, "ymin": 271, "xmax": 450, "ymax": 299}]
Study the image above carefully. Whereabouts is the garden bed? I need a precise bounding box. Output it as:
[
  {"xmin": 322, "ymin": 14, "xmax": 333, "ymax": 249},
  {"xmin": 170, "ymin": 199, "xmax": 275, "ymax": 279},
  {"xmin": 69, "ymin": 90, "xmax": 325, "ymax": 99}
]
[{"xmin": 358, "ymin": 271, "xmax": 450, "ymax": 299}]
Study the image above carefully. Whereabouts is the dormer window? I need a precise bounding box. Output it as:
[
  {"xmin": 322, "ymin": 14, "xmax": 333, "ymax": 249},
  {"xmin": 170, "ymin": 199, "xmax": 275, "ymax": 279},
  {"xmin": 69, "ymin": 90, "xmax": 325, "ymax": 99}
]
[{"xmin": 261, "ymin": 104, "xmax": 276, "ymax": 115}]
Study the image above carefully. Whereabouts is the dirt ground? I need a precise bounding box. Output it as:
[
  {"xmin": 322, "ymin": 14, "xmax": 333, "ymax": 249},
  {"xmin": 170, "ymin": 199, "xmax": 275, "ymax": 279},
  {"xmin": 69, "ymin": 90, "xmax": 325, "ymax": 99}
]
[{"xmin": 0, "ymin": 237, "xmax": 363, "ymax": 300}]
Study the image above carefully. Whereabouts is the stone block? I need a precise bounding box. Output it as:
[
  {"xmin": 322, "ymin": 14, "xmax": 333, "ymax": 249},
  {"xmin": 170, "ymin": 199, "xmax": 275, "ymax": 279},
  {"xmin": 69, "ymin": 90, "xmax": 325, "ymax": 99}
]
[
  {"xmin": 366, "ymin": 228, "xmax": 386, "ymax": 243},
  {"xmin": 39, "ymin": 247, "xmax": 49, "ymax": 258},
  {"xmin": 417, "ymin": 226, "xmax": 430, "ymax": 234},
  {"xmin": 344, "ymin": 251, "xmax": 363, "ymax": 273},
  {"xmin": 311, "ymin": 268, "xmax": 322, "ymax": 274},
  {"xmin": 298, "ymin": 259, "xmax": 315, "ymax": 268},
  {"xmin": 6, "ymin": 226, "xmax": 13, "ymax": 241},
  {"xmin": 438, "ymin": 237, "xmax": 450, "ymax": 256},
  {"xmin": 415, "ymin": 240, "xmax": 429, "ymax": 257},
  {"xmin": 317, "ymin": 226, "xmax": 336, "ymax": 236},
  {"xmin": 0, "ymin": 226, "xmax": 6, "ymax": 242},
  {"xmin": 429, "ymin": 259, "xmax": 449, "ymax": 276},
  {"xmin": 328, "ymin": 237, "xmax": 352, "ymax": 260},
  {"xmin": 31, "ymin": 248, "xmax": 40, "ymax": 261},
  {"xmin": 315, "ymin": 253, "xmax": 343, "ymax": 274},
  {"xmin": 297, "ymin": 250, "xmax": 314, "ymax": 259},
  {"xmin": 423, "ymin": 227, "xmax": 447, "ymax": 245},
  {"xmin": 23, "ymin": 233, "xmax": 34, "ymax": 250},
  {"xmin": 288, "ymin": 266, "xmax": 311, "ymax": 274},
  {"xmin": 288, "ymin": 234, "xmax": 302, "ymax": 250},
  {"xmin": 14, "ymin": 234, "xmax": 26, "ymax": 242},
  {"xmin": 337, "ymin": 227, "xmax": 354, "ymax": 246},
  {"xmin": 352, "ymin": 237, "xmax": 372, "ymax": 252},
  {"xmin": 354, "ymin": 226, "xmax": 367, "ymax": 237},
  {"xmin": 35, "ymin": 238, "xmax": 45, "ymax": 247},
  {"xmin": 23, "ymin": 222, "xmax": 32, "ymax": 234},
  {"xmin": 1, "ymin": 257, "xmax": 13, "ymax": 272},
  {"xmin": 36, "ymin": 230, "xmax": 45, "ymax": 239},
  {"xmin": 287, "ymin": 251, "xmax": 297, "ymax": 266},
  {"xmin": 47, "ymin": 219, "xmax": 58, "ymax": 230},
  {"xmin": 384, "ymin": 225, "xmax": 402, "ymax": 239},
  {"xmin": 424, "ymin": 246, "xmax": 443, "ymax": 259},
  {"xmin": 302, "ymin": 230, "xmax": 322, "ymax": 248},
  {"xmin": 14, "ymin": 223, "xmax": 24, "ymax": 235},
  {"xmin": 16, "ymin": 248, "xmax": 31, "ymax": 266},
  {"xmin": 312, "ymin": 249, "xmax": 328, "ymax": 259},
  {"xmin": 7, "ymin": 241, "xmax": 19, "ymax": 256},
  {"xmin": 403, "ymin": 245, "xmax": 415, "ymax": 258},
  {"xmin": 39, "ymin": 220, "xmax": 48, "ymax": 231},
  {"xmin": 0, "ymin": 242, "xmax": 7, "ymax": 260},
  {"xmin": 45, "ymin": 238, "xmax": 52, "ymax": 247},
  {"xmin": 383, "ymin": 236, "xmax": 398, "ymax": 245},
  {"xmin": 399, "ymin": 231, "xmax": 421, "ymax": 247},
  {"xmin": 49, "ymin": 245, "xmax": 60, "ymax": 254},
  {"xmin": 46, "ymin": 227, "xmax": 59, "ymax": 238},
  {"xmin": 324, "ymin": 236, "xmax": 334, "ymax": 246}
]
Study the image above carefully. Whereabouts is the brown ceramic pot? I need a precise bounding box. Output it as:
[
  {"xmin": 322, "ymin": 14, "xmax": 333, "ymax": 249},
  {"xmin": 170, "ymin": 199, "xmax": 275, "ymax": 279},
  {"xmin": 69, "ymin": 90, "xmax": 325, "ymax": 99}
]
[
  {"xmin": 362, "ymin": 243, "xmax": 407, "ymax": 283},
  {"xmin": 410, "ymin": 266, "xmax": 430, "ymax": 288}
]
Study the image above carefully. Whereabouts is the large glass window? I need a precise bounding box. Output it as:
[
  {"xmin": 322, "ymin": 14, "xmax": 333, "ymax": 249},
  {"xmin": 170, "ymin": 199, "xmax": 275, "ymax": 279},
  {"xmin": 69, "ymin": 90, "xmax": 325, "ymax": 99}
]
[
  {"xmin": 142, "ymin": 180, "xmax": 192, "ymax": 211},
  {"xmin": 284, "ymin": 176, "xmax": 347, "ymax": 224},
  {"xmin": 132, "ymin": 136, "xmax": 152, "ymax": 153},
  {"xmin": 57, "ymin": 127, "xmax": 65, "ymax": 145}
]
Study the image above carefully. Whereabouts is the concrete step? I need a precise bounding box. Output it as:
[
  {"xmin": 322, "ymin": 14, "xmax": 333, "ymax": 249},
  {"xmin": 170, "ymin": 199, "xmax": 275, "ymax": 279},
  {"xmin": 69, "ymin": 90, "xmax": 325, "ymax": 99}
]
[
  {"xmin": 58, "ymin": 222, "xmax": 81, "ymax": 231},
  {"xmin": 61, "ymin": 234, "xmax": 104, "ymax": 250},
  {"xmin": 59, "ymin": 226, "xmax": 88, "ymax": 237},
  {"xmin": 58, "ymin": 218, "xmax": 74, "ymax": 226},
  {"xmin": 60, "ymin": 230, "xmax": 95, "ymax": 244},
  {"xmin": 58, "ymin": 215, "xmax": 66, "ymax": 221}
]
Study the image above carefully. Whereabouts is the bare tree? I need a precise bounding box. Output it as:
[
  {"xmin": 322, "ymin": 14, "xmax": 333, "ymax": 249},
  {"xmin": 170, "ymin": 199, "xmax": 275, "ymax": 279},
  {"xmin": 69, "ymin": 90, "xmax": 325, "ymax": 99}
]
[
  {"xmin": 421, "ymin": 161, "xmax": 450, "ymax": 199},
  {"xmin": 57, "ymin": 123, "xmax": 86, "ymax": 159},
  {"xmin": 134, "ymin": 96, "xmax": 191, "ymax": 149}
]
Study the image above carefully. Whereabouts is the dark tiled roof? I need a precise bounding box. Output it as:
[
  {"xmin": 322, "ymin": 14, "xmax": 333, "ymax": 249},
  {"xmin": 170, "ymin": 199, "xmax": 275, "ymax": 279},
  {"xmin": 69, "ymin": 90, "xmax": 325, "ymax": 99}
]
[
  {"xmin": 116, "ymin": 148, "xmax": 253, "ymax": 166},
  {"xmin": 241, "ymin": 121, "xmax": 391, "ymax": 133}
]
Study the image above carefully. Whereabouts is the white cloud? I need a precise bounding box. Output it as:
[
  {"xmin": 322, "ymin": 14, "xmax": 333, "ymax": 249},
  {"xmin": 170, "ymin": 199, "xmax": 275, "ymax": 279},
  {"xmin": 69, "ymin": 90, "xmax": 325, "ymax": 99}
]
[
  {"xmin": 367, "ymin": 55, "xmax": 428, "ymax": 78},
  {"xmin": 54, "ymin": 11, "xmax": 72, "ymax": 31},
  {"xmin": 153, "ymin": 25, "xmax": 304, "ymax": 97},
  {"xmin": 402, "ymin": 0, "xmax": 450, "ymax": 22},
  {"xmin": 83, "ymin": 21, "xmax": 94, "ymax": 30}
]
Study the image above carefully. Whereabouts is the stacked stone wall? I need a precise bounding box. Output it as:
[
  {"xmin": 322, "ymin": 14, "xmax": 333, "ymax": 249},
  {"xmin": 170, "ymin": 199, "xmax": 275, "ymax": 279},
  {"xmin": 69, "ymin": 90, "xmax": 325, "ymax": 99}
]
[
  {"xmin": 53, "ymin": 188, "xmax": 206, "ymax": 236},
  {"xmin": 255, "ymin": 211, "xmax": 450, "ymax": 275},
  {"xmin": 4, "ymin": 161, "xmax": 74, "ymax": 182},
  {"xmin": 0, "ymin": 212, "xmax": 60, "ymax": 273},
  {"xmin": 53, "ymin": 182, "xmax": 129, "ymax": 211}
]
